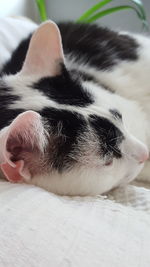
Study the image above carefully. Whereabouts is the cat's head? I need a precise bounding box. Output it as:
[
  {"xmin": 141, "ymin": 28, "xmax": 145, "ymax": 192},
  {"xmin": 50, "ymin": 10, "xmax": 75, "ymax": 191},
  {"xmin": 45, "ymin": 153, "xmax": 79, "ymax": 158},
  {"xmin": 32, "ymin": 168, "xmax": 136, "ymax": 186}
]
[{"xmin": 0, "ymin": 21, "xmax": 148, "ymax": 195}]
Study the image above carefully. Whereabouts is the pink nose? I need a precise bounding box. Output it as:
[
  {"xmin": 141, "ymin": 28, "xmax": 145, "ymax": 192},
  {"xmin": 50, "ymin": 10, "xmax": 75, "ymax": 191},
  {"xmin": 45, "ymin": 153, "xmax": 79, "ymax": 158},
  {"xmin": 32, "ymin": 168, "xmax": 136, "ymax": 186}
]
[
  {"xmin": 139, "ymin": 153, "xmax": 149, "ymax": 163},
  {"xmin": 138, "ymin": 150, "xmax": 149, "ymax": 164},
  {"xmin": 128, "ymin": 136, "xmax": 149, "ymax": 164}
]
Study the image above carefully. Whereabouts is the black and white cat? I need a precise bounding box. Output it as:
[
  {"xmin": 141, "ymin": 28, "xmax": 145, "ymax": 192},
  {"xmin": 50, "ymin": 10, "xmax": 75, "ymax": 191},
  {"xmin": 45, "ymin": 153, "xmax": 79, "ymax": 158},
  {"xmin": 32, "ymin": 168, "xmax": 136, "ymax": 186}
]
[{"xmin": 0, "ymin": 17, "xmax": 149, "ymax": 196}]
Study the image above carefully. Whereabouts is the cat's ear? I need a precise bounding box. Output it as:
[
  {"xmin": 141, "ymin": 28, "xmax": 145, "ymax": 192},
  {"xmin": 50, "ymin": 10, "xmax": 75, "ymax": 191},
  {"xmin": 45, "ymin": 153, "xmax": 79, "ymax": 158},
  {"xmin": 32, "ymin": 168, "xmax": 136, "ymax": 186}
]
[
  {"xmin": 0, "ymin": 111, "xmax": 46, "ymax": 183},
  {"xmin": 20, "ymin": 20, "xmax": 64, "ymax": 77}
]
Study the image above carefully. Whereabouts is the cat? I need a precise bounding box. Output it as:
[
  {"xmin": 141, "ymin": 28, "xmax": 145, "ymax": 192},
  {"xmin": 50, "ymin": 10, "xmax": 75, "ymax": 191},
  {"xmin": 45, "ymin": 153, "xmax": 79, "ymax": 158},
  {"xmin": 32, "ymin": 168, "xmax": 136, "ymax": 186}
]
[{"xmin": 0, "ymin": 18, "xmax": 149, "ymax": 196}]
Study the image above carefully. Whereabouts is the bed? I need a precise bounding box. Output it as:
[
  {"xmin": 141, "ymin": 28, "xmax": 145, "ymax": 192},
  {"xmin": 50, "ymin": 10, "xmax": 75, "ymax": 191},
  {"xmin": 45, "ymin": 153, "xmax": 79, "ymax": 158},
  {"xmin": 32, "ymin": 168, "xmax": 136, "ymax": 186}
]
[{"xmin": 0, "ymin": 180, "xmax": 150, "ymax": 266}]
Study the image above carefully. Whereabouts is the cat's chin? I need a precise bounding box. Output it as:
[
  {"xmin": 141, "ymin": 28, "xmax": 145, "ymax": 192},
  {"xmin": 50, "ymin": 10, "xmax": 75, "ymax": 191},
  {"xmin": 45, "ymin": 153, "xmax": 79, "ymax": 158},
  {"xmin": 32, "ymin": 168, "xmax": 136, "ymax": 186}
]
[{"xmin": 119, "ymin": 164, "xmax": 145, "ymax": 187}]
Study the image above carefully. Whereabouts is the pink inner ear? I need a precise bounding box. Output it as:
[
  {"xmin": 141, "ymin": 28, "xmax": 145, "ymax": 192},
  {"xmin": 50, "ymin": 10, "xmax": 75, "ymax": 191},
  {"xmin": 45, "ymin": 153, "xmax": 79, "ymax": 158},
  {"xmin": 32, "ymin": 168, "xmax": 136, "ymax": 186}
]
[
  {"xmin": 0, "ymin": 111, "xmax": 44, "ymax": 183},
  {"xmin": 1, "ymin": 160, "xmax": 24, "ymax": 182},
  {"xmin": 1, "ymin": 160, "xmax": 31, "ymax": 183},
  {"xmin": 21, "ymin": 21, "xmax": 64, "ymax": 77}
]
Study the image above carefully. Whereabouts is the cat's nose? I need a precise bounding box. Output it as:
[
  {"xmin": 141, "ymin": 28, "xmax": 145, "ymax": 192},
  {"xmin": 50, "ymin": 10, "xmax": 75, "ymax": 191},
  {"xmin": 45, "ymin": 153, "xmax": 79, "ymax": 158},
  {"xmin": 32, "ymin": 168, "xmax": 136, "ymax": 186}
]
[
  {"xmin": 123, "ymin": 135, "xmax": 149, "ymax": 164},
  {"xmin": 127, "ymin": 135, "xmax": 149, "ymax": 164},
  {"xmin": 133, "ymin": 145, "xmax": 149, "ymax": 164},
  {"xmin": 138, "ymin": 149, "xmax": 149, "ymax": 164}
]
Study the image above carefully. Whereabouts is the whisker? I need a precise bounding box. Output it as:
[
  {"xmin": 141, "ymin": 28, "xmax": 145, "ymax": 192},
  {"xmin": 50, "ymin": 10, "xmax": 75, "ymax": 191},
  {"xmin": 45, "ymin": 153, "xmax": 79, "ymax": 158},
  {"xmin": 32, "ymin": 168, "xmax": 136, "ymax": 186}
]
[
  {"xmin": 108, "ymin": 144, "xmax": 133, "ymax": 161},
  {"xmin": 109, "ymin": 135, "xmax": 123, "ymax": 142}
]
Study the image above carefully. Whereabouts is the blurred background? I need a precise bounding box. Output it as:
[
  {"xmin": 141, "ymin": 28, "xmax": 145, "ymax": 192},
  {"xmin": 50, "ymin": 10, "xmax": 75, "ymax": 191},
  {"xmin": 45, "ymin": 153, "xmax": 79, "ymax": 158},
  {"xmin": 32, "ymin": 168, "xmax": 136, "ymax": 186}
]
[{"xmin": 0, "ymin": 0, "xmax": 149, "ymax": 32}]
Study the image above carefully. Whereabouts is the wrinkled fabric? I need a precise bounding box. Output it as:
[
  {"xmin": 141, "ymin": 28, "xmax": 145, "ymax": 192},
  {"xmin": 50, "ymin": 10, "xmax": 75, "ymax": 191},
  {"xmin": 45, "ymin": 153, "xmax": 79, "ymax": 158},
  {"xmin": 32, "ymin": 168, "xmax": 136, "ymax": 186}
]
[{"xmin": 0, "ymin": 180, "xmax": 150, "ymax": 267}]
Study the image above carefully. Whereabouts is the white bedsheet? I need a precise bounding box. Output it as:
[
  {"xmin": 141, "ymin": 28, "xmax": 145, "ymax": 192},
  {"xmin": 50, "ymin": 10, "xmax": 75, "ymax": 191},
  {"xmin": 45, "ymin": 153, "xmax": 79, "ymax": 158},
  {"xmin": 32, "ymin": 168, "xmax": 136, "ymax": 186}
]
[{"xmin": 0, "ymin": 180, "xmax": 150, "ymax": 267}]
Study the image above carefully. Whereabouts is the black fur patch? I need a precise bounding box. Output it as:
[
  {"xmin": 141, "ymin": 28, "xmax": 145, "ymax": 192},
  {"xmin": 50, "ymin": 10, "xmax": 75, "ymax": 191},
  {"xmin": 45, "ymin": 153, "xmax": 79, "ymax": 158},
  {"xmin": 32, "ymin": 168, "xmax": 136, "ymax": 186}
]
[
  {"xmin": 33, "ymin": 65, "xmax": 94, "ymax": 107},
  {"xmin": 40, "ymin": 107, "xmax": 87, "ymax": 171},
  {"xmin": 89, "ymin": 115, "xmax": 124, "ymax": 158},
  {"xmin": 58, "ymin": 22, "xmax": 139, "ymax": 70},
  {"xmin": 0, "ymin": 82, "xmax": 22, "ymax": 129},
  {"xmin": 0, "ymin": 35, "xmax": 31, "ymax": 76},
  {"xmin": 0, "ymin": 108, "xmax": 24, "ymax": 129}
]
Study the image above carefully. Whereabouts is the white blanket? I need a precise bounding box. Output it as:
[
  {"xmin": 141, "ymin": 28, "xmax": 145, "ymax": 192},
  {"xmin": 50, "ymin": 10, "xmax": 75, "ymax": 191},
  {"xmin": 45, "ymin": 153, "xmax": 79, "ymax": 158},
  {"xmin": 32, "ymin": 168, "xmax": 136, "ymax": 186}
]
[
  {"xmin": 0, "ymin": 180, "xmax": 150, "ymax": 267},
  {"xmin": 0, "ymin": 17, "xmax": 150, "ymax": 267}
]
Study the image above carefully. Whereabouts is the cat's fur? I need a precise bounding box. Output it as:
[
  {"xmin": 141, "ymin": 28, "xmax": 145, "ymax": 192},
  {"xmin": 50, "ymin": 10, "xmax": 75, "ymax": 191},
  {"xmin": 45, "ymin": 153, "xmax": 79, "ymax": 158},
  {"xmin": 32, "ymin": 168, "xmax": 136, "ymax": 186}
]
[{"xmin": 0, "ymin": 18, "xmax": 149, "ymax": 196}]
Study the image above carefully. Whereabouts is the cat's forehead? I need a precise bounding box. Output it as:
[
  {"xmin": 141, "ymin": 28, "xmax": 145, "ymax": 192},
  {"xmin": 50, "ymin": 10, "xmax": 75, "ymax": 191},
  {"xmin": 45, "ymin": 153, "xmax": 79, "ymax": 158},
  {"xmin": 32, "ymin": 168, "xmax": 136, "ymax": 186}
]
[
  {"xmin": 32, "ymin": 66, "xmax": 94, "ymax": 108},
  {"xmin": 40, "ymin": 106, "xmax": 123, "ymax": 142}
]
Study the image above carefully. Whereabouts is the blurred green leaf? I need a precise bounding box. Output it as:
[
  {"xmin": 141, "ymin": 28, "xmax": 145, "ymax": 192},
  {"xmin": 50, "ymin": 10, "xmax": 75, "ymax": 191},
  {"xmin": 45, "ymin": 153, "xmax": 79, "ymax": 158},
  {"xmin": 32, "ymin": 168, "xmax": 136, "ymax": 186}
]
[
  {"xmin": 35, "ymin": 0, "xmax": 48, "ymax": 21},
  {"xmin": 129, "ymin": 0, "xmax": 146, "ymax": 19},
  {"xmin": 83, "ymin": 5, "xmax": 142, "ymax": 23},
  {"xmin": 129, "ymin": 0, "xmax": 148, "ymax": 29},
  {"xmin": 77, "ymin": 0, "xmax": 148, "ymax": 30},
  {"xmin": 77, "ymin": 0, "xmax": 113, "ymax": 22}
]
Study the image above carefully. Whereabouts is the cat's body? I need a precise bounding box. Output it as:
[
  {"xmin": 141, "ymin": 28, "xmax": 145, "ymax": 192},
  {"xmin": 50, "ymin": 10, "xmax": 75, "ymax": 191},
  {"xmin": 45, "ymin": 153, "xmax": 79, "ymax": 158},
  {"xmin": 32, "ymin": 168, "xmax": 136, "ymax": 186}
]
[{"xmin": 0, "ymin": 17, "xmax": 149, "ymax": 195}]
